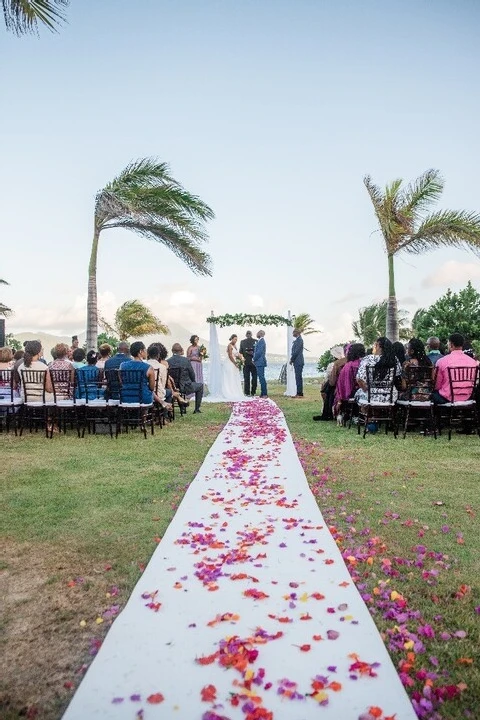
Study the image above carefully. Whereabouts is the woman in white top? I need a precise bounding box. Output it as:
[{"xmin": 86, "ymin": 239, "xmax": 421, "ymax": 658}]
[
  {"xmin": 221, "ymin": 334, "xmax": 244, "ymax": 400},
  {"xmin": 17, "ymin": 340, "xmax": 54, "ymax": 401}
]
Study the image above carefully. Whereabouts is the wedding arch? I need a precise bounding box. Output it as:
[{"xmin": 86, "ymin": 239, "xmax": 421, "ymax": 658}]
[{"xmin": 204, "ymin": 311, "xmax": 297, "ymax": 401}]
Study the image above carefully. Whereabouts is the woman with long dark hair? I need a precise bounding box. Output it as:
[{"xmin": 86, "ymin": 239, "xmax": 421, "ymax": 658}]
[
  {"xmin": 355, "ymin": 337, "xmax": 401, "ymax": 405},
  {"xmin": 399, "ymin": 338, "xmax": 433, "ymax": 401},
  {"xmin": 17, "ymin": 340, "xmax": 53, "ymax": 400}
]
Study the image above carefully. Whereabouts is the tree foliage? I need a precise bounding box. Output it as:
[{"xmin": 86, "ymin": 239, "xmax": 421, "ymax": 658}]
[
  {"xmin": 352, "ymin": 301, "xmax": 410, "ymax": 346},
  {"xmin": 293, "ymin": 312, "xmax": 320, "ymax": 335},
  {"xmin": 87, "ymin": 158, "xmax": 214, "ymax": 350},
  {"xmin": 96, "ymin": 332, "xmax": 119, "ymax": 355},
  {"xmin": 6, "ymin": 332, "xmax": 21, "ymax": 350},
  {"xmin": 412, "ymin": 282, "xmax": 480, "ymax": 345},
  {"xmin": 363, "ymin": 169, "xmax": 480, "ymax": 341},
  {"xmin": 100, "ymin": 300, "xmax": 170, "ymax": 342},
  {"xmin": 0, "ymin": 278, "xmax": 12, "ymax": 317},
  {"xmin": 2, "ymin": 0, "xmax": 68, "ymax": 35}
]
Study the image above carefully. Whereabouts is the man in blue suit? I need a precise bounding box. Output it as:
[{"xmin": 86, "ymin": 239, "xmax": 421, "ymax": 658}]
[
  {"xmin": 253, "ymin": 329, "xmax": 268, "ymax": 397},
  {"xmin": 290, "ymin": 329, "xmax": 305, "ymax": 397}
]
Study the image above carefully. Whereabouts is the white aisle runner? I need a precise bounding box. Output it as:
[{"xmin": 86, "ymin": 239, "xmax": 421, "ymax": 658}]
[{"xmin": 63, "ymin": 400, "xmax": 416, "ymax": 720}]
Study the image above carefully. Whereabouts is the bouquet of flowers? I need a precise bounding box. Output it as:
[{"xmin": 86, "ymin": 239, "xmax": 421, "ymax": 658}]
[
  {"xmin": 235, "ymin": 355, "xmax": 244, "ymax": 371},
  {"xmin": 198, "ymin": 344, "xmax": 209, "ymax": 360}
]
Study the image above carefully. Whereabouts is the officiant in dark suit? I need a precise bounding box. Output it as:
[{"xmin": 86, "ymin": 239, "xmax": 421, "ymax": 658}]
[
  {"xmin": 290, "ymin": 329, "xmax": 305, "ymax": 397},
  {"xmin": 239, "ymin": 330, "xmax": 257, "ymax": 396}
]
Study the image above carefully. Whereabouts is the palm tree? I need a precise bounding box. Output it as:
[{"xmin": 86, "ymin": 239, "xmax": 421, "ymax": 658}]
[
  {"xmin": 352, "ymin": 300, "xmax": 410, "ymax": 347},
  {"xmin": 2, "ymin": 0, "xmax": 68, "ymax": 35},
  {"xmin": 293, "ymin": 312, "xmax": 320, "ymax": 335},
  {"xmin": 87, "ymin": 158, "xmax": 214, "ymax": 350},
  {"xmin": 363, "ymin": 169, "xmax": 480, "ymax": 341},
  {"xmin": 0, "ymin": 278, "xmax": 12, "ymax": 317},
  {"xmin": 99, "ymin": 300, "xmax": 169, "ymax": 342}
]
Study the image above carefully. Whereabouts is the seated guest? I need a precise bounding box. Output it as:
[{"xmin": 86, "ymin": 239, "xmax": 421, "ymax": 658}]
[
  {"xmin": 0, "ymin": 346, "xmax": 14, "ymax": 370},
  {"xmin": 76, "ymin": 350, "xmax": 103, "ymax": 399},
  {"xmin": 49, "ymin": 343, "xmax": 73, "ymax": 370},
  {"xmin": 463, "ymin": 341, "xmax": 476, "ymax": 360},
  {"xmin": 119, "ymin": 341, "xmax": 155, "ymax": 404},
  {"xmin": 399, "ymin": 338, "xmax": 433, "ymax": 402},
  {"xmin": 147, "ymin": 343, "xmax": 172, "ymax": 408},
  {"xmin": 147, "ymin": 343, "xmax": 189, "ymax": 408},
  {"xmin": 355, "ymin": 337, "xmax": 402, "ymax": 405},
  {"xmin": 333, "ymin": 343, "xmax": 365, "ymax": 414},
  {"xmin": 96, "ymin": 343, "xmax": 112, "ymax": 369},
  {"xmin": 426, "ymin": 337, "xmax": 443, "ymax": 365},
  {"xmin": 432, "ymin": 332, "xmax": 479, "ymax": 404},
  {"xmin": 392, "ymin": 341, "xmax": 406, "ymax": 366},
  {"xmin": 104, "ymin": 342, "xmax": 130, "ymax": 370},
  {"xmin": 318, "ymin": 346, "xmax": 344, "ymax": 420},
  {"xmin": 49, "ymin": 343, "xmax": 74, "ymax": 398},
  {"xmin": 17, "ymin": 340, "xmax": 54, "ymax": 401},
  {"xmin": 104, "ymin": 342, "xmax": 131, "ymax": 400},
  {"xmin": 167, "ymin": 343, "xmax": 203, "ymax": 413},
  {"xmin": 71, "ymin": 348, "xmax": 86, "ymax": 369},
  {"xmin": 0, "ymin": 347, "xmax": 15, "ymax": 401}
]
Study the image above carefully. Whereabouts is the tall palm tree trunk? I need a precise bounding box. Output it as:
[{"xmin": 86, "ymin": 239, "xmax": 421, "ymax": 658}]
[
  {"xmin": 386, "ymin": 253, "xmax": 399, "ymax": 342},
  {"xmin": 86, "ymin": 229, "xmax": 100, "ymax": 351}
]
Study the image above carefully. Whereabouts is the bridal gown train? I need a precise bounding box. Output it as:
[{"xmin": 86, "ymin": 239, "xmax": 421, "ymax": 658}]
[{"xmin": 221, "ymin": 356, "xmax": 244, "ymax": 400}]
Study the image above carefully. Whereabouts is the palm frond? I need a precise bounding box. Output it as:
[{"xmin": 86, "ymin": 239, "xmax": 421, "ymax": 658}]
[
  {"xmin": 293, "ymin": 312, "xmax": 320, "ymax": 335},
  {"xmin": 3, "ymin": 0, "xmax": 68, "ymax": 35},
  {"xmin": 399, "ymin": 169, "xmax": 444, "ymax": 225},
  {"xmin": 106, "ymin": 219, "xmax": 212, "ymax": 276},
  {"xmin": 399, "ymin": 209, "xmax": 480, "ymax": 255},
  {"xmin": 0, "ymin": 302, "xmax": 13, "ymax": 317}
]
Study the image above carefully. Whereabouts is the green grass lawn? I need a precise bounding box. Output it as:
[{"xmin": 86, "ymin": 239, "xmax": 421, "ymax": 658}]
[{"xmin": 1, "ymin": 382, "xmax": 479, "ymax": 719}]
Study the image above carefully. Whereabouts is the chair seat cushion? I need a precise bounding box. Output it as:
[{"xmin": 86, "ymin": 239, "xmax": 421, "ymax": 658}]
[
  {"xmin": 441, "ymin": 400, "xmax": 475, "ymax": 407},
  {"xmin": 397, "ymin": 400, "xmax": 432, "ymax": 407},
  {"xmin": 56, "ymin": 400, "xmax": 75, "ymax": 407},
  {"xmin": 119, "ymin": 402, "xmax": 154, "ymax": 408}
]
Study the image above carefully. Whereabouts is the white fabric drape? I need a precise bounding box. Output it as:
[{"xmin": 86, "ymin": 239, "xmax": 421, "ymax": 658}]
[
  {"xmin": 205, "ymin": 321, "xmax": 224, "ymax": 400},
  {"xmin": 284, "ymin": 323, "xmax": 297, "ymax": 396}
]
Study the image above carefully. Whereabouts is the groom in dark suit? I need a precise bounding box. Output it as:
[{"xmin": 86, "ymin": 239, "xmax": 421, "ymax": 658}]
[
  {"xmin": 290, "ymin": 329, "xmax": 305, "ymax": 397},
  {"xmin": 253, "ymin": 330, "xmax": 268, "ymax": 397}
]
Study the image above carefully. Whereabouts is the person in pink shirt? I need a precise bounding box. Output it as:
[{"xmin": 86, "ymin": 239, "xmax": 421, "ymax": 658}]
[{"xmin": 432, "ymin": 333, "xmax": 478, "ymax": 403}]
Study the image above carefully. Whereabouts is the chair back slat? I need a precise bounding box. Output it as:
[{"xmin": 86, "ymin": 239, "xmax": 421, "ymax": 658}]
[
  {"xmin": 119, "ymin": 369, "xmax": 146, "ymax": 404},
  {"xmin": 21, "ymin": 369, "xmax": 47, "ymax": 403},
  {"xmin": 76, "ymin": 367, "xmax": 106, "ymax": 402},
  {"xmin": 447, "ymin": 365, "xmax": 479, "ymax": 402},
  {"xmin": 0, "ymin": 368, "xmax": 14, "ymax": 403},
  {"xmin": 167, "ymin": 367, "xmax": 182, "ymax": 392},
  {"xmin": 366, "ymin": 365, "xmax": 395, "ymax": 403},
  {"xmin": 50, "ymin": 368, "xmax": 75, "ymax": 401},
  {"xmin": 403, "ymin": 364, "xmax": 434, "ymax": 402},
  {"xmin": 105, "ymin": 368, "xmax": 121, "ymax": 401}
]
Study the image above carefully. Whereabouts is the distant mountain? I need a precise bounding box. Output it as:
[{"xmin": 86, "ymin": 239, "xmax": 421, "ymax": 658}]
[{"xmin": 13, "ymin": 324, "xmax": 207, "ymax": 361}]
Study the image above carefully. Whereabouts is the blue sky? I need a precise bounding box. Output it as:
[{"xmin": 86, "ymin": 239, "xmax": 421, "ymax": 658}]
[{"xmin": 2, "ymin": 0, "xmax": 479, "ymax": 355}]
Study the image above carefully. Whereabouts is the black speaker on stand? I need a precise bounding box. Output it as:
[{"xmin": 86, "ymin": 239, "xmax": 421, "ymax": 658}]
[{"xmin": 0, "ymin": 319, "xmax": 5, "ymax": 347}]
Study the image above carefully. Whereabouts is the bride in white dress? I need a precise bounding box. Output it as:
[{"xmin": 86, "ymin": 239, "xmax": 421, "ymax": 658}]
[{"xmin": 221, "ymin": 334, "xmax": 245, "ymax": 400}]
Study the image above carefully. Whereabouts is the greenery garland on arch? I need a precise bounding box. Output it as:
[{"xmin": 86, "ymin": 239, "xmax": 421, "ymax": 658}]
[{"xmin": 207, "ymin": 313, "xmax": 292, "ymax": 328}]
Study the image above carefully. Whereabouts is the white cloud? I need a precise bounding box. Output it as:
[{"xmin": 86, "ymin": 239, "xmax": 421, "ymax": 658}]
[
  {"xmin": 248, "ymin": 294, "xmax": 264, "ymax": 308},
  {"xmin": 169, "ymin": 290, "xmax": 196, "ymax": 306},
  {"xmin": 423, "ymin": 261, "xmax": 480, "ymax": 288}
]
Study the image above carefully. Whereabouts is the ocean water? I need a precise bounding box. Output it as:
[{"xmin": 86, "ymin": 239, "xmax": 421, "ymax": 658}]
[{"xmin": 202, "ymin": 362, "xmax": 319, "ymax": 384}]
